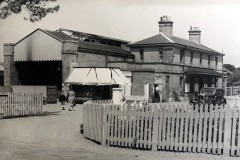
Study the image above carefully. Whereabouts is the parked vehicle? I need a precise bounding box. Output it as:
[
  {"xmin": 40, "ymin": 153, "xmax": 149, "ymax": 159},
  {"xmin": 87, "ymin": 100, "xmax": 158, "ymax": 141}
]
[{"xmin": 190, "ymin": 87, "xmax": 227, "ymax": 106}]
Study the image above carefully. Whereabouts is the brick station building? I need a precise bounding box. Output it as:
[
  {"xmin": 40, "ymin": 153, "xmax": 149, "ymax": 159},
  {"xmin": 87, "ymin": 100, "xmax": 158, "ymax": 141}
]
[{"xmin": 3, "ymin": 16, "xmax": 226, "ymax": 102}]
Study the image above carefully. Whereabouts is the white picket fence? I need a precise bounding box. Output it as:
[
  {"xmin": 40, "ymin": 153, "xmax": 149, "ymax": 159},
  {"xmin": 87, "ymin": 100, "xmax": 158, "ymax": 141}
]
[
  {"xmin": 83, "ymin": 101, "xmax": 240, "ymax": 156},
  {"xmin": 83, "ymin": 99, "xmax": 112, "ymax": 143},
  {"xmin": 0, "ymin": 92, "xmax": 43, "ymax": 118}
]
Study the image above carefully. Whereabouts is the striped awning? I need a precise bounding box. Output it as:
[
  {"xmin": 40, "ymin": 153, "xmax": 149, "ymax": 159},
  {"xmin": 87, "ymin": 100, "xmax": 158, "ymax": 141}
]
[{"xmin": 65, "ymin": 67, "xmax": 131, "ymax": 85}]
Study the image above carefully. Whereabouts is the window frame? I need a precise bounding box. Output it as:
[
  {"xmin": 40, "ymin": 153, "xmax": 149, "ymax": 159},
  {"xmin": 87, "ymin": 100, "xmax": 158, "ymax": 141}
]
[
  {"xmin": 215, "ymin": 56, "xmax": 218, "ymax": 68},
  {"xmin": 208, "ymin": 55, "xmax": 211, "ymax": 67},
  {"xmin": 190, "ymin": 52, "xmax": 194, "ymax": 64},
  {"xmin": 159, "ymin": 48, "xmax": 164, "ymax": 62},
  {"xmin": 180, "ymin": 49, "xmax": 184, "ymax": 63},
  {"xmin": 139, "ymin": 49, "xmax": 144, "ymax": 62},
  {"xmin": 200, "ymin": 53, "xmax": 203, "ymax": 65}
]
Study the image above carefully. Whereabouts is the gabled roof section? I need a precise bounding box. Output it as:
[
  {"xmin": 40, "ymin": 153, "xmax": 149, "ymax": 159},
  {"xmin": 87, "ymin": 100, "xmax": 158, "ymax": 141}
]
[
  {"xmin": 78, "ymin": 40, "xmax": 133, "ymax": 57},
  {"xmin": 14, "ymin": 28, "xmax": 77, "ymax": 46},
  {"xmin": 129, "ymin": 32, "xmax": 222, "ymax": 55},
  {"xmin": 43, "ymin": 29, "xmax": 77, "ymax": 42},
  {"xmin": 59, "ymin": 28, "xmax": 130, "ymax": 44},
  {"xmin": 129, "ymin": 33, "xmax": 172, "ymax": 45}
]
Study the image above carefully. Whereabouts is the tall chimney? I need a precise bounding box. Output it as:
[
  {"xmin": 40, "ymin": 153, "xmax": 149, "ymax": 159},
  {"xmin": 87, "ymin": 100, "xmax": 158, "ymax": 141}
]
[
  {"xmin": 158, "ymin": 15, "xmax": 173, "ymax": 36},
  {"xmin": 188, "ymin": 26, "xmax": 201, "ymax": 43}
]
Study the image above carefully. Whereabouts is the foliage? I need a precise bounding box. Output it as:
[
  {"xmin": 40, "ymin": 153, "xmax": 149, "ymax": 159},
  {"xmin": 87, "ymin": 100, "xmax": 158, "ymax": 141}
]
[
  {"xmin": 0, "ymin": 0, "xmax": 59, "ymax": 22},
  {"xmin": 223, "ymin": 64, "xmax": 236, "ymax": 73},
  {"xmin": 224, "ymin": 64, "xmax": 240, "ymax": 85}
]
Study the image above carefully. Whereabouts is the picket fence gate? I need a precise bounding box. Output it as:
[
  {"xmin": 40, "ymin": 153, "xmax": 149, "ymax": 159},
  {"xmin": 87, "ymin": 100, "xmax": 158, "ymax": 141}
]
[
  {"xmin": 83, "ymin": 101, "xmax": 240, "ymax": 157},
  {"xmin": 83, "ymin": 100, "xmax": 112, "ymax": 143},
  {"xmin": 0, "ymin": 92, "xmax": 43, "ymax": 118}
]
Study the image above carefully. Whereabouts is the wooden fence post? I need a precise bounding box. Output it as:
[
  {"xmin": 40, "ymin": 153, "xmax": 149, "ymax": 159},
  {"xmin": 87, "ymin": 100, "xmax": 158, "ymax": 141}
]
[
  {"xmin": 223, "ymin": 104, "xmax": 232, "ymax": 156},
  {"xmin": 152, "ymin": 104, "xmax": 158, "ymax": 151},
  {"xmin": 102, "ymin": 104, "xmax": 107, "ymax": 146}
]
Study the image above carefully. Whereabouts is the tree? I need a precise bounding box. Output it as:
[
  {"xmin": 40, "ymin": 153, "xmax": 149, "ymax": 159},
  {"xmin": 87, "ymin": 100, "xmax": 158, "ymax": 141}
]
[
  {"xmin": 0, "ymin": 0, "xmax": 59, "ymax": 22},
  {"xmin": 223, "ymin": 64, "xmax": 236, "ymax": 73}
]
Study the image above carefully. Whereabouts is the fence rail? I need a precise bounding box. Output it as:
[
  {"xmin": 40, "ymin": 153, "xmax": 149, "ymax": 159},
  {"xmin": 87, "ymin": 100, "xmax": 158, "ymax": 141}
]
[
  {"xmin": 0, "ymin": 92, "xmax": 43, "ymax": 118},
  {"xmin": 83, "ymin": 101, "xmax": 240, "ymax": 157}
]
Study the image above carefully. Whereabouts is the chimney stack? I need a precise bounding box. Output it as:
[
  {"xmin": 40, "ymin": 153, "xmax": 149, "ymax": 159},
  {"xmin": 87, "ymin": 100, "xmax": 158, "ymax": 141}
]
[
  {"xmin": 158, "ymin": 15, "xmax": 173, "ymax": 36},
  {"xmin": 188, "ymin": 26, "xmax": 201, "ymax": 43}
]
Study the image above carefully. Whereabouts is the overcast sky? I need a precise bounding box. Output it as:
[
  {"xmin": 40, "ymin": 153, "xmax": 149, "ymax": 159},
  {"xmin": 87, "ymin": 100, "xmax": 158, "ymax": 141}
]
[{"xmin": 0, "ymin": 0, "xmax": 240, "ymax": 67}]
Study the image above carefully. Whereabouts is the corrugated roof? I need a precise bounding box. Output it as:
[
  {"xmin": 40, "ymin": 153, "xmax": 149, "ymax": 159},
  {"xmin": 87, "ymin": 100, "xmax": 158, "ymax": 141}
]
[
  {"xmin": 44, "ymin": 30, "xmax": 133, "ymax": 56},
  {"xmin": 130, "ymin": 32, "xmax": 221, "ymax": 54},
  {"xmin": 59, "ymin": 28, "xmax": 130, "ymax": 43},
  {"xmin": 78, "ymin": 40, "xmax": 133, "ymax": 56},
  {"xmin": 43, "ymin": 29, "xmax": 76, "ymax": 42}
]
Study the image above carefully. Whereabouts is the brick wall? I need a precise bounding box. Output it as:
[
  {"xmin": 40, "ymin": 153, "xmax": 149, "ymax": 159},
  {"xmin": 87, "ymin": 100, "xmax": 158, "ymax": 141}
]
[
  {"xmin": 131, "ymin": 71, "xmax": 154, "ymax": 96},
  {"xmin": 4, "ymin": 44, "xmax": 19, "ymax": 85},
  {"xmin": 77, "ymin": 51, "xmax": 106, "ymax": 67},
  {"xmin": 61, "ymin": 42, "xmax": 78, "ymax": 81},
  {"xmin": 161, "ymin": 74, "xmax": 182, "ymax": 101},
  {"xmin": 131, "ymin": 46, "xmax": 218, "ymax": 70}
]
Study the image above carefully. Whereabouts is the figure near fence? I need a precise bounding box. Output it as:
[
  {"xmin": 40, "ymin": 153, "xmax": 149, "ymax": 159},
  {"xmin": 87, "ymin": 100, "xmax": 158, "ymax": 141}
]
[
  {"xmin": 67, "ymin": 88, "xmax": 75, "ymax": 111},
  {"xmin": 59, "ymin": 91, "xmax": 66, "ymax": 110}
]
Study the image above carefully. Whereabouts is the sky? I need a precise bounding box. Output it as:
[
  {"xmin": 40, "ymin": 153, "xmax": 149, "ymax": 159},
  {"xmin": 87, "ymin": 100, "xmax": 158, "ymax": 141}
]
[{"xmin": 0, "ymin": 0, "xmax": 240, "ymax": 67}]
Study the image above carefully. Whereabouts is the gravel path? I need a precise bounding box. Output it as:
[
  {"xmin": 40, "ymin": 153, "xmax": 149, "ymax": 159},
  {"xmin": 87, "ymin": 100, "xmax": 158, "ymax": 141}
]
[{"xmin": 0, "ymin": 100, "xmax": 239, "ymax": 160}]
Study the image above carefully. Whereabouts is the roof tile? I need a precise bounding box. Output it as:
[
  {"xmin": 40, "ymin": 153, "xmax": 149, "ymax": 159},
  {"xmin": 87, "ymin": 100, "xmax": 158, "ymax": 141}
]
[{"xmin": 130, "ymin": 32, "xmax": 221, "ymax": 54}]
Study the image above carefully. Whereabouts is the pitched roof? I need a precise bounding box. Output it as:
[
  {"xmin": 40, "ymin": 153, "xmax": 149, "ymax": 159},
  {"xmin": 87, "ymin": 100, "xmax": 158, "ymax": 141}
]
[
  {"xmin": 78, "ymin": 40, "xmax": 133, "ymax": 56},
  {"xmin": 43, "ymin": 29, "xmax": 76, "ymax": 42},
  {"xmin": 44, "ymin": 29, "xmax": 133, "ymax": 56},
  {"xmin": 59, "ymin": 28, "xmax": 130, "ymax": 44},
  {"xmin": 129, "ymin": 32, "xmax": 221, "ymax": 55}
]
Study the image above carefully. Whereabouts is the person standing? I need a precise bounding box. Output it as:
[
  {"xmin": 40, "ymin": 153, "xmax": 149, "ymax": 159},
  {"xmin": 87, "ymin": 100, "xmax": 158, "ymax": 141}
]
[
  {"xmin": 59, "ymin": 91, "xmax": 66, "ymax": 110},
  {"xmin": 67, "ymin": 88, "xmax": 75, "ymax": 111}
]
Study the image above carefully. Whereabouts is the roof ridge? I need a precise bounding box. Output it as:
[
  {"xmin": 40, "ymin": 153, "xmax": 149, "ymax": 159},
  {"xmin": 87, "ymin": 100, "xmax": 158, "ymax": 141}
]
[
  {"xmin": 159, "ymin": 32, "xmax": 174, "ymax": 43},
  {"xmin": 172, "ymin": 35, "xmax": 201, "ymax": 45},
  {"xmin": 60, "ymin": 28, "xmax": 130, "ymax": 43},
  {"xmin": 129, "ymin": 33, "xmax": 170, "ymax": 45}
]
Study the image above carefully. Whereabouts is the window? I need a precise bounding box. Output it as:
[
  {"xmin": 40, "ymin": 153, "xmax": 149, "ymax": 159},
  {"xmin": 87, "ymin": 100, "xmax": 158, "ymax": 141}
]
[
  {"xmin": 190, "ymin": 52, "xmax": 194, "ymax": 64},
  {"xmin": 180, "ymin": 76, "xmax": 183, "ymax": 85},
  {"xmin": 215, "ymin": 56, "xmax": 218, "ymax": 69},
  {"xmin": 194, "ymin": 83, "xmax": 199, "ymax": 92},
  {"xmin": 208, "ymin": 55, "xmax": 211, "ymax": 67},
  {"xmin": 180, "ymin": 49, "xmax": 184, "ymax": 63},
  {"xmin": 139, "ymin": 49, "xmax": 144, "ymax": 62},
  {"xmin": 200, "ymin": 53, "xmax": 202, "ymax": 64},
  {"xmin": 185, "ymin": 83, "xmax": 190, "ymax": 93},
  {"xmin": 159, "ymin": 48, "xmax": 164, "ymax": 62},
  {"xmin": 166, "ymin": 75, "xmax": 170, "ymax": 83}
]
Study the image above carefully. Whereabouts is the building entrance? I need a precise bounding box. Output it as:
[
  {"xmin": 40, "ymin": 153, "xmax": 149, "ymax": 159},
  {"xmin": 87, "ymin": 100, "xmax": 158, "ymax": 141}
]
[{"xmin": 15, "ymin": 61, "xmax": 62, "ymax": 90}]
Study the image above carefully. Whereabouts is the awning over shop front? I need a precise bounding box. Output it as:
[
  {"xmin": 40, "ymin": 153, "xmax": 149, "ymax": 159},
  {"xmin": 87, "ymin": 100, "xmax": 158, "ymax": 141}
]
[
  {"xmin": 184, "ymin": 68, "xmax": 226, "ymax": 77},
  {"xmin": 65, "ymin": 67, "xmax": 131, "ymax": 85}
]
